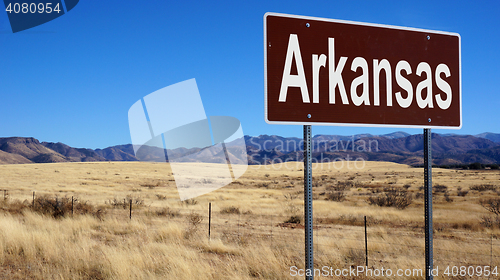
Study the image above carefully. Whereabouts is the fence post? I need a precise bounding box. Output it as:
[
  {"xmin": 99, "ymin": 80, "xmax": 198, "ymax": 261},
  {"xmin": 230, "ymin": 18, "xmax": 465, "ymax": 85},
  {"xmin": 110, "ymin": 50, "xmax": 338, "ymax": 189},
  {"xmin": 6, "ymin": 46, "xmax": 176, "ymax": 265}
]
[
  {"xmin": 129, "ymin": 199, "xmax": 132, "ymax": 220},
  {"xmin": 32, "ymin": 191, "xmax": 35, "ymax": 208},
  {"xmin": 208, "ymin": 202, "xmax": 212, "ymax": 241},
  {"xmin": 238, "ymin": 212, "xmax": 241, "ymax": 242},
  {"xmin": 365, "ymin": 216, "xmax": 368, "ymax": 267},
  {"xmin": 270, "ymin": 214, "xmax": 273, "ymax": 247},
  {"xmin": 3, "ymin": 190, "xmax": 6, "ymax": 200},
  {"xmin": 316, "ymin": 225, "xmax": 319, "ymax": 253},
  {"xmin": 71, "ymin": 196, "xmax": 74, "ymax": 217}
]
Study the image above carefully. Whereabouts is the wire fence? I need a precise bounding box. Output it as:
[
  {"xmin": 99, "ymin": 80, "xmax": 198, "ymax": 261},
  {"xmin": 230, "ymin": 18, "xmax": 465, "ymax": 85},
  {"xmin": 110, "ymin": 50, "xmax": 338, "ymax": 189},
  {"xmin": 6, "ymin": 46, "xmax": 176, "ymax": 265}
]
[{"xmin": 2, "ymin": 188, "xmax": 500, "ymax": 270}]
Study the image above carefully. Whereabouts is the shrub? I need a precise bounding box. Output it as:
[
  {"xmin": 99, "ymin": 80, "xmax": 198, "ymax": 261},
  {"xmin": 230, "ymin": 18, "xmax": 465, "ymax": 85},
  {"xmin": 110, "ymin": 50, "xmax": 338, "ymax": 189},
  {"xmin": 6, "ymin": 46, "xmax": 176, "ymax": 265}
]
[
  {"xmin": 34, "ymin": 196, "xmax": 68, "ymax": 218},
  {"xmin": 343, "ymin": 249, "xmax": 365, "ymax": 265},
  {"xmin": 337, "ymin": 180, "xmax": 354, "ymax": 190},
  {"xmin": 107, "ymin": 196, "xmax": 144, "ymax": 209},
  {"xmin": 338, "ymin": 214, "xmax": 360, "ymax": 226},
  {"xmin": 471, "ymin": 184, "xmax": 497, "ymax": 192},
  {"xmin": 156, "ymin": 207, "xmax": 180, "ymax": 217},
  {"xmin": 457, "ymin": 190, "xmax": 469, "ymax": 197},
  {"xmin": 220, "ymin": 206, "xmax": 240, "ymax": 214},
  {"xmin": 479, "ymin": 198, "xmax": 500, "ymax": 216},
  {"xmin": 469, "ymin": 162, "xmax": 482, "ymax": 170},
  {"xmin": 107, "ymin": 198, "xmax": 126, "ymax": 208},
  {"xmin": 182, "ymin": 198, "xmax": 198, "ymax": 206},
  {"xmin": 367, "ymin": 187, "xmax": 413, "ymax": 209},
  {"xmin": 72, "ymin": 198, "xmax": 94, "ymax": 214},
  {"xmin": 325, "ymin": 191, "xmax": 346, "ymax": 202},
  {"xmin": 480, "ymin": 215, "xmax": 500, "ymax": 228},
  {"xmin": 434, "ymin": 184, "xmax": 448, "ymax": 193},
  {"xmin": 128, "ymin": 195, "xmax": 144, "ymax": 206},
  {"xmin": 259, "ymin": 182, "xmax": 270, "ymax": 188},
  {"xmin": 32, "ymin": 195, "xmax": 93, "ymax": 218},
  {"xmin": 284, "ymin": 215, "xmax": 301, "ymax": 224},
  {"xmin": 188, "ymin": 212, "xmax": 203, "ymax": 226},
  {"xmin": 0, "ymin": 199, "xmax": 29, "ymax": 215},
  {"xmin": 444, "ymin": 192, "xmax": 453, "ymax": 203},
  {"xmin": 283, "ymin": 193, "xmax": 300, "ymax": 215},
  {"xmin": 156, "ymin": 194, "xmax": 167, "ymax": 200},
  {"xmin": 184, "ymin": 212, "xmax": 203, "ymax": 239},
  {"xmin": 327, "ymin": 180, "xmax": 354, "ymax": 192}
]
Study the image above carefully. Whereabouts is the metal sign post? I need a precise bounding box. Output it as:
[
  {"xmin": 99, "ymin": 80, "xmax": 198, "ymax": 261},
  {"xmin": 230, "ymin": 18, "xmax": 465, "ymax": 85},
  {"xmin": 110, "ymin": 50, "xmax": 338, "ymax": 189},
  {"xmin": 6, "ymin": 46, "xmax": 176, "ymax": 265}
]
[
  {"xmin": 303, "ymin": 125, "xmax": 313, "ymax": 280},
  {"xmin": 424, "ymin": 128, "xmax": 433, "ymax": 279}
]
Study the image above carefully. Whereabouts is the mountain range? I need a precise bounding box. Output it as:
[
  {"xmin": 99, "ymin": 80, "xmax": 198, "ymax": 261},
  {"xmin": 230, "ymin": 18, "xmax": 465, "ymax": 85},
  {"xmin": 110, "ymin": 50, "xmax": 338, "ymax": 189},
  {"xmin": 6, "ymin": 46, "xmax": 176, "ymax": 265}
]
[{"xmin": 0, "ymin": 132, "xmax": 499, "ymax": 166}]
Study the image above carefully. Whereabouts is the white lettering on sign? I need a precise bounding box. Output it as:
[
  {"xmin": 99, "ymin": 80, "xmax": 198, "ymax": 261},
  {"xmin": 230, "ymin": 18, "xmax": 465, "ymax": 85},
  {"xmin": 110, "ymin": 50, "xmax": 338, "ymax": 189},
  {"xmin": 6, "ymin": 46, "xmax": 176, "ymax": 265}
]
[
  {"xmin": 312, "ymin": 53, "xmax": 326, "ymax": 103},
  {"xmin": 435, "ymin": 64, "xmax": 452, "ymax": 109},
  {"xmin": 328, "ymin": 38, "xmax": 349, "ymax": 105},
  {"xmin": 278, "ymin": 34, "xmax": 310, "ymax": 103},
  {"xmin": 373, "ymin": 59, "xmax": 391, "ymax": 107},
  {"xmin": 278, "ymin": 34, "xmax": 453, "ymax": 110},
  {"xmin": 395, "ymin": 60, "xmax": 413, "ymax": 108}
]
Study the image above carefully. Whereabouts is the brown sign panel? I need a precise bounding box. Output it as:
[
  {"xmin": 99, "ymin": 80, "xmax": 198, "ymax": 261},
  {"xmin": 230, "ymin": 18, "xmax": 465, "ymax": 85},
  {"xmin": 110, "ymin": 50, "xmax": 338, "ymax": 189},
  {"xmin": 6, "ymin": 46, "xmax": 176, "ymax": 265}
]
[{"xmin": 265, "ymin": 13, "xmax": 461, "ymax": 128}]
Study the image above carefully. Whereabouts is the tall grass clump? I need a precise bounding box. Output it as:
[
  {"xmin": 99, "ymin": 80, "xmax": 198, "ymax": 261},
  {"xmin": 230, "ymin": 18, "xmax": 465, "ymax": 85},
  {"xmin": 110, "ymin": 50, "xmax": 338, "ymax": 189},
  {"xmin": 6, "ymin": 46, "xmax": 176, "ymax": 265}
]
[{"xmin": 367, "ymin": 187, "xmax": 413, "ymax": 209}]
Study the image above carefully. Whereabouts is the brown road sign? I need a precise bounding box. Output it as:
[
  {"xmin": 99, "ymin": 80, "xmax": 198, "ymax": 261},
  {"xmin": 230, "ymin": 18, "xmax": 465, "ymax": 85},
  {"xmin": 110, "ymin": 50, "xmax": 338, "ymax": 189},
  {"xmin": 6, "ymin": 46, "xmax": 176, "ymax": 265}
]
[{"xmin": 264, "ymin": 13, "xmax": 461, "ymax": 129}]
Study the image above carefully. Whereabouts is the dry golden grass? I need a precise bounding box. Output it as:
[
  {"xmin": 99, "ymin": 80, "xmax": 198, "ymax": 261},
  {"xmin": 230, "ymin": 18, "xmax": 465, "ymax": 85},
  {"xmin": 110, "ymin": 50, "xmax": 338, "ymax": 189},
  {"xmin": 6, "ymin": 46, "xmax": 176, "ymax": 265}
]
[{"xmin": 0, "ymin": 161, "xmax": 499, "ymax": 279}]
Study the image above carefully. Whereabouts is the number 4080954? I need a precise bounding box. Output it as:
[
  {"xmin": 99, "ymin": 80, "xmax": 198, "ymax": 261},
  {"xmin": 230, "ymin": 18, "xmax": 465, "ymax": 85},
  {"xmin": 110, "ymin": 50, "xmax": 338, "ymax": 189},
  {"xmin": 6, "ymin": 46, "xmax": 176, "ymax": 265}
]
[
  {"xmin": 443, "ymin": 266, "xmax": 498, "ymax": 277},
  {"xmin": 5, "ymin": 3, "xmax": 61, "ymax": 14}
]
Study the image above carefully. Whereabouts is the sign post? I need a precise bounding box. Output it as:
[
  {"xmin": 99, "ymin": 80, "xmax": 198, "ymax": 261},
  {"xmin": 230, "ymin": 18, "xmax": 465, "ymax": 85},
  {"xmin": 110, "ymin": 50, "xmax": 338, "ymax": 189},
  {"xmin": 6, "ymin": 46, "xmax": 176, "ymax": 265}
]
[
  {"xmin": 424, "ymin": 128, "xmax": 433, "ymax": 279},
  {"xmin": 303, "ymin": 125, "xmax": 313, "ymax": 279}
]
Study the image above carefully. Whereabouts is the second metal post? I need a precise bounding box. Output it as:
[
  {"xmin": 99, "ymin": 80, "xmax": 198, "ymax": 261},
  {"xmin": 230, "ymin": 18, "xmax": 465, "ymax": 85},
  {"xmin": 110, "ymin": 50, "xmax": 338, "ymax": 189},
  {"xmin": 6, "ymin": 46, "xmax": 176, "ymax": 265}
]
[
  {"xmin": 304, "ymin": 125, "xmax": 313, "ymax": 280},
  {"xmin": 424, "ymin": 128, "xmax": 433, "ymax": 279}
]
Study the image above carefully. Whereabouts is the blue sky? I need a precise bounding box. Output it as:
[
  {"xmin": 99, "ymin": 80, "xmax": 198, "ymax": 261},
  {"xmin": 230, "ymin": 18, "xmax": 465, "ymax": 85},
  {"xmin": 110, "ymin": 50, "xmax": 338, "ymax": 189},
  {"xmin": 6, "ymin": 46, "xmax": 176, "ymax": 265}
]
[{"xmin": 1, "ymin": 1, "xmax": 499, "ymax": 149}]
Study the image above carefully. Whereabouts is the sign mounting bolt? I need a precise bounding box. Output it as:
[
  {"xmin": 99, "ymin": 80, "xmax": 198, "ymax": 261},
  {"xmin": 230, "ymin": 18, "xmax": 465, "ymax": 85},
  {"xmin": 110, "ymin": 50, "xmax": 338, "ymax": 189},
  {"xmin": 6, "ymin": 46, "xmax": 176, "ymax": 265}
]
[
  {"xmin": 307, "ymin": 114, "xmax": 311, "ymax": 118},
  {"xmin": 427, "ymin": 35, "xmax": 430, "ymax": 40},
  {"xmin": 306, "ymin": 23, "xmax": 310, "ymax": 27},
  {"xmin": 428, "ymin": 118, "xmax": 431, "ymax": 122}
]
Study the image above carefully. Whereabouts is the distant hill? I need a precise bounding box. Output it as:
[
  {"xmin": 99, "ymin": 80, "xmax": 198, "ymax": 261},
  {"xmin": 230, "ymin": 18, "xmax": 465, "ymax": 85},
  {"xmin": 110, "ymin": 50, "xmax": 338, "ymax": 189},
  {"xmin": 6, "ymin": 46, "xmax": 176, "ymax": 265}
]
[
  {"xmin": 464, "ymin": 145, "xmax": 500, "ymax": 163},
  {"xmin": 41, "ymin": 142, "xmax": 105, "ymax": 162},
  {"xmin": 382, "ymin": 131, "xmax": 411, "ymax": 139},
  {"xmin": 94, "ymin": 145, "xmax": 138, "ymax": 161},
  {"xmin": 0, "ymin": 137, "xmax": 132, "ymax": 164},
  {"xmin": 476, "ymin": 132, "xmax": 500, "ymax": 143},
  {"xmin": 0, "ymin": 132, "xmax": 498, "ymax": 166},
  {"xmin": 0, "ymin": 137, "xmax": 66, "ymax": 163},
  {"xmin": 357, "ymin": 134, "xmax": 498, "ymax": 154},
  {"xmin": 243, "ymin": 133, "xmax": 499, "ymax": 166},
  {"xmin": 0, "ymin": 149, "xmax": 32, "ymax": 164}
]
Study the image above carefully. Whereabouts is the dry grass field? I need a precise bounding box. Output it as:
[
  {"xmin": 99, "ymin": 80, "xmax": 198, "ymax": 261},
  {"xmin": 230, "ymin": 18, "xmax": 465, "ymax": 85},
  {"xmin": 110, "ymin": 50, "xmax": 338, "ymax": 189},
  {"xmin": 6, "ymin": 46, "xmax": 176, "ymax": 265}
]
[{"xmin": 0, "ymin": 161, "xmax": 500, "ymax": 279}]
